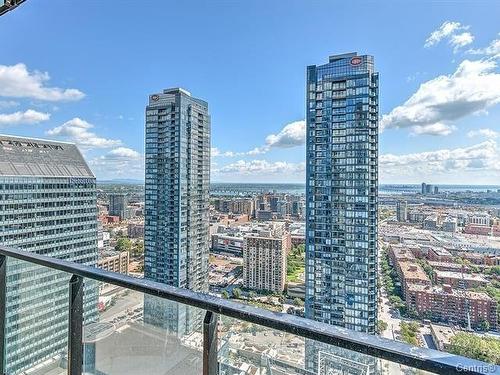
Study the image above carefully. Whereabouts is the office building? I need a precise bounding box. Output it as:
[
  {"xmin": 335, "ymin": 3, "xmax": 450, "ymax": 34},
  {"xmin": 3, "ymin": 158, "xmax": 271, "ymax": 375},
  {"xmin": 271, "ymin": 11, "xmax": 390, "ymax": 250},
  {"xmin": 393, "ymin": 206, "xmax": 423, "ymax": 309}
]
[
  {"xmin": 144, "ymin": 88, "xmax": 210, "ymax": 332},
  {"xmin": 305, "ymin": 53, "xmax": 378, "ymax": 373},
  {"xmin": 396, "ymin": 201, "xmax": 408, "ymax": 222},
  {"xmin": 242, "ymin": 222, "xmax": 289, "ymax": 293},
  {"xmin": 108, "ymin": 193, "xmax": 129, "ymax": 220},
  {"xmin": 0, "ymin": 135, "xmax": 98, "ymax": 374}
]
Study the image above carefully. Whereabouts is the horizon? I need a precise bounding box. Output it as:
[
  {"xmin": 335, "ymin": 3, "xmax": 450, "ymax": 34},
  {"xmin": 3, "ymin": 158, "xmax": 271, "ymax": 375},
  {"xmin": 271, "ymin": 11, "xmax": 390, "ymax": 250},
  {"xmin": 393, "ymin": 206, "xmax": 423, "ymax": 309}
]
[{"xmin": 1, "ymin": 1, "xmax": 500, "ymax": 184}]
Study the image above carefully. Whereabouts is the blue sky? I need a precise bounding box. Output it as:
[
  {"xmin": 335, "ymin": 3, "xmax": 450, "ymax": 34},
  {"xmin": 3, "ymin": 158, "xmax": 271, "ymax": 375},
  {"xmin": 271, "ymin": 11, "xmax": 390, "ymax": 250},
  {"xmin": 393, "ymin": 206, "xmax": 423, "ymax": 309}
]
[{"xmin": 1, "ymin": 0, "xmax": 500, "ymax": 183}]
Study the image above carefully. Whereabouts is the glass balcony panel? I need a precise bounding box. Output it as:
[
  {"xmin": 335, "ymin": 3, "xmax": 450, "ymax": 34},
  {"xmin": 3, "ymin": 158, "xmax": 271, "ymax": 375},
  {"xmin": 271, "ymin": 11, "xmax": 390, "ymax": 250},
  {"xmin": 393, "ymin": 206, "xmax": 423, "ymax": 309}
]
[
  {"xmin": 218, "ymin": 315, "xmax": 435, "ymax": 375},
  {"xmin": 82, "ymin": 280, "xmax": 204, "ymax": 375},
  {"xmin": 5, "ymin": 259, "xmax": 72, "ymax": 375}
]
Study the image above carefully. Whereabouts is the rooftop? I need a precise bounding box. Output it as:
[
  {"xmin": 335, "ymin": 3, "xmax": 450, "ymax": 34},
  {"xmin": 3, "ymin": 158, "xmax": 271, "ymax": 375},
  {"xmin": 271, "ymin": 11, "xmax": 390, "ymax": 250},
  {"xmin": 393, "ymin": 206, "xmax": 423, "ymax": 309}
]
[
  {"xmin": 0, "ymin": 135, "xmax": 93, "ymax": 178},
  {"xmin": 433, "ymin": 270, "xmax": 488, "ymax": 283}
]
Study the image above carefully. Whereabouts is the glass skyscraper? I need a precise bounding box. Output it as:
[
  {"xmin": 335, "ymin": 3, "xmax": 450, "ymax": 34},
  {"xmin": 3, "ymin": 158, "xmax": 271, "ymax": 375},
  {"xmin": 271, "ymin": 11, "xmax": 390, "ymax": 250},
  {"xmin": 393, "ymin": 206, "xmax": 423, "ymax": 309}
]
[
  {"xmin": 0, "ymin": 135, "xmax": 98, "ymax": 374},
  {"xmin": 144, "ymin": 88, "xmax": 210, "ymax": 331},
  {"xmin": 305, "ymin": 52, "xmax": 379, "ymax": 335}
]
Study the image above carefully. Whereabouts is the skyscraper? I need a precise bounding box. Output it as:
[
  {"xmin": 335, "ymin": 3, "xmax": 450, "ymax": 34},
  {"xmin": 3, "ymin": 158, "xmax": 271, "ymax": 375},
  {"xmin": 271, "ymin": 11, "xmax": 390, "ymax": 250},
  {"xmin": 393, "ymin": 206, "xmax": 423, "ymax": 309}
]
[
  {"xmin": 396, "ymin": 201, "xmax": 408, "ymax": 222},
  {"xmin": 305, "ymin": 53, "xmax": 379, "ymax": 333},
  {"xmin": 108, "ymin": 192, "xmax": 129, "ymax": 220},
  {"xmin": 0, "ymin": 135, "xmax": 98, "ymax": 374},
  {"xmin": 144, "ymin": 87, "xmax": 210, "ymax": 310}
]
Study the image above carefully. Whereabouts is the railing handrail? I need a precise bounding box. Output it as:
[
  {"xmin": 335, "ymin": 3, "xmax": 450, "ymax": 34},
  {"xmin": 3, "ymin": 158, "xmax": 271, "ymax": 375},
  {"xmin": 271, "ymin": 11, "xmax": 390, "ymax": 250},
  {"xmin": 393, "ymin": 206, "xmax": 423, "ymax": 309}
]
[{"xmin": 0, "ymin": 246, "xmax": 494, "ymax": 375}]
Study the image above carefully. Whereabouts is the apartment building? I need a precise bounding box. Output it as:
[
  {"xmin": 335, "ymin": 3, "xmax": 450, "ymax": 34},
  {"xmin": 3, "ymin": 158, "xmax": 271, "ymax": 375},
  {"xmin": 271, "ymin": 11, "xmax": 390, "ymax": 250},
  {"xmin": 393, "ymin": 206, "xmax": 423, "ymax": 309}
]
[
  {"xmin": 97, "ymin": 250, "xmax": 129, "ymax": 274},
  {"xmin": 406, "ymin": 284, "xmax": 497, "ymax": 329},
  {"xmin": 243, "ymin": 222, "xmax": 289, "ymax": 293}
]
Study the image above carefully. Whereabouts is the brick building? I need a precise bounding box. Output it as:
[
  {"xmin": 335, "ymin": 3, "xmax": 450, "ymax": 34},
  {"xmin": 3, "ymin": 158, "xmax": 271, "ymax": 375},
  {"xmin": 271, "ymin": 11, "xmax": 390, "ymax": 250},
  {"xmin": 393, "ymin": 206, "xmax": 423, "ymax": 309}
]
[{"xmin": 406, "ymin": 284, "xmax": 497, "ymax": 329}]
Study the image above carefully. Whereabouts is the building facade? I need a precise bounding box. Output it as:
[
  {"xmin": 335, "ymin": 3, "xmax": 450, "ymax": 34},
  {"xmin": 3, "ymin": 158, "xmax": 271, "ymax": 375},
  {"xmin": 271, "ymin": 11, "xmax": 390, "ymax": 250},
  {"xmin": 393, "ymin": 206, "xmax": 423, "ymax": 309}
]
[
  {"xmin": 144, "ymin": 88, "xmax": 210, "ymax": 332},
  {"xmin": 97, "ymin": 250, "xmax": 129, "ymax": 274},
  {"xmin": 406, "ymin": 284, "xmax": 497, "ymax": 329},
  {"xmin": 0, "ymin": 135, "xmax": 98, "ymax": 374},
  {"xmin": 396, "ymin": 201, "xmax": 408, "ymax": 222},
  {"xmin": 305, "ymin": 53, "xmax": 378, "ymax": 333},
  {"xmin": 242, "ymin": 222, "xmax": 289, "ymax": 293},
  {"xmin": 108, "ymin": 193, "xmax": 129, "ymax": 220}
]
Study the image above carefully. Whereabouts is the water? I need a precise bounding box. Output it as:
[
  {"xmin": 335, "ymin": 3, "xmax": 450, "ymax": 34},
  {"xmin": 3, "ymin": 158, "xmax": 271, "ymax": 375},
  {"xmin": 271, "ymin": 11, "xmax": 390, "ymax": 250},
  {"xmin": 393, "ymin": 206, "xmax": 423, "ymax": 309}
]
[
  {"xmin": 210, "ymin": 183, "xmax": 500, "ymax": 196},
  {"xmin": 210, "ymin": 182, "xmax": 305, "ymax": 196}
]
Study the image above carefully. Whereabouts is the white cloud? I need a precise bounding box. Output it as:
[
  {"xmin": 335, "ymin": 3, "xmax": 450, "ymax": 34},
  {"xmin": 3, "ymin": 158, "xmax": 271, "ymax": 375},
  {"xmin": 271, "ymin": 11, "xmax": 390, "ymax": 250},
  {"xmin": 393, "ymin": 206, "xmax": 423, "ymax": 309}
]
[
  {"xmin": 213, "ymin": 159, "xmax": 305, "ymax": 182},
  {"xmin": 89, "ymin": 147, "xmax": 143, "ymax": 179},
  {"xmin": 380, "ymin": 140, "xmax": 500, "ymax": 183},
  {"xmin": 0, "ymin": 100, "xmax": 19, "ymax": 109},
  {"xmin": 425, "ymin": 21, "xmax": 469, "ymax": 48},
  {"xmin": 381, "ymin": 59, "xmax": 500, "ymax": 135},
  {"xmin": 265, "ymin": 120, "xmax": 306, "ymax": 148},
  {"xmin": 410, "ymin": 123, "xmax": 456, "ymax": 136},
  {"xmin": 469, "ymin": 35, "xmax": 500, "ymax": 57},
  {"xmin": 211, "ymin": 120, "xmax": 306, "ymax": 158},
  {"xmin": 0, "ymin": 63, "xmax": 85, "ymax": 102},
  {"xmin": 106, "ymin": 147, "xmax": 141, "ymax": 158},
  {"xmin": 0, "ymin": 109, "xmax": 50, "ymax": 126},
  {"xmin": 450, "ymin": 32, "xmax": 474, "ymax": 52},
  {"xmin": 46, "ymin": 118, "xmax": 122, "ymax": 149},
  {"xmin": 467, "ymin": 128, "xmax": 500, "ymax": 139}
]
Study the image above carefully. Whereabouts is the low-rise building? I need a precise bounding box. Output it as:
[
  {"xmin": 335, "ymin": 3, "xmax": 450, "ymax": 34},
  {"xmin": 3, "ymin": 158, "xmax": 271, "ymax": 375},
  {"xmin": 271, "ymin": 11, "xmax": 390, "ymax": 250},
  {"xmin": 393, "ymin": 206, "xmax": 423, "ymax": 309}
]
[
  {"xmin": 428, "ymin": 247, "xmax": 453, "ymax": 263},
  {"xmin": 433, "ymin": 270, "xmax": 488, "ymax": 289},
  {"xmin": 397, "ymin": 262, "xmax": 431, "ymax": 298},
  {"xmin": 430, "ymin": 323, "xmax": 456, "ymax": 351},
  {"xmin": 442, "ymin": 217, "xmax": 458, "ymax": 233},
  {"xmin": 212, "ymin": 233, "xmax": 244, "ymax": 257},
  {"xmin": 97, "ymin": 250, "xmax": 129, "ymax": 274},
  {"xmin": 127, "ymin": 222, "xmax": 144, "ymax": 238},
  {"xmin": 427, "ymin": 261, "xmax": 464, "ymax": 272},
  {"xmin": 406, "ymin": 284, "xmax": 497, "ymax": 330}
]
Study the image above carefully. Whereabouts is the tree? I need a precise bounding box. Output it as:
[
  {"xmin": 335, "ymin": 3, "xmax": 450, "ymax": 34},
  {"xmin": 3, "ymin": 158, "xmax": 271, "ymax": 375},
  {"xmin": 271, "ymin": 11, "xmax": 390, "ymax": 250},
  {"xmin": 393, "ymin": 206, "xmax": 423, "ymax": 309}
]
[
  {"xmin": 377, "ymin": 320, "xmax": 388, "ymax": 334},
  {"xmin": 400, "ymin": 322, "xmax": 419, "ymax": 346},
  {"xmin": 389, "ymin": 295, "xmax": 405, "ymax": 309},
  {"xmin": 480, "ymin": 320, "xmax": 491, "ymax": 332},
  {"xmin": 221, "ymin": 290, "xmax": 229, "ymax": 299},
  {"xmin": 133, "ymin": 241, "xmax": 144, "ymax": 256},
  {"xmin": 115, "ymin": 238, "xmax": 132, "ymax": 252},
  {"xmin": 449, "ymin": 332, "xmax": 500, "ymax": 364},
  {"xmin": 293, "ymin": 297, "xmax": 304, "ymax": 307},
  {"xmin": 232, "ymin": 288, "xmax": 241, "ymax": 299},
  {"xmin": 249, "ymin": 291, "xmax": 257, "ymax": 301}
]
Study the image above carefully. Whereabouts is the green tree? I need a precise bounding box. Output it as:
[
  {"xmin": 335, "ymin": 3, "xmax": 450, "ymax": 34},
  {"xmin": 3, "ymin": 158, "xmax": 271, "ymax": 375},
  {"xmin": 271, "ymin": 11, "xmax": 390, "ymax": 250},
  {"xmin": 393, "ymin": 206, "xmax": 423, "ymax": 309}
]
[
  {"xmin": 377, "ymin": 320, "xmax": 388, "ymax": 334},
  {"xmin": 249, "ymin": 291, "xmax": 257, "ymax": 301},
  {"xmin": 115, "ymin": 238, "xmax": 132, "ymax": 252},
  {"xmin": 221, "ymin": 290, "xmax": 229, "ymax": 299},
  {"xmin": 400, "ymin": 322, "xmax": 419, "ymax": 346},
  {"xmin": 293, "ymin": 297, "xmax": 304, "ymax": 307},
  {"xmin": 389, "ymin": 295, "xmax": 405, "ymax": 309},
  {"xmin": 449, "ymin": 332, "xmax": 500, "ymax": 364},
  {"xmin": 232, "ymin": 288, "xmax": 241, "ymax": 299},
  {"xmin": 133, "ymin": 241, "xmax": 144, "ymax": 256},
  {"xmin": 480, "ymin": 320, "xmax": 491, "ymax": 332}
]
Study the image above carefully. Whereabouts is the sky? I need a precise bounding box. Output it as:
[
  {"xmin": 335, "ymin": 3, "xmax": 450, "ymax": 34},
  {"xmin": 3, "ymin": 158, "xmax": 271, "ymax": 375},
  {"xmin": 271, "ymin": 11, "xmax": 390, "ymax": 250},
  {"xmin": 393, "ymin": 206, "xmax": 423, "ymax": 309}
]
[{"xmin": 1, "ymin": 0, "xmax": 500, "ymax": 184}]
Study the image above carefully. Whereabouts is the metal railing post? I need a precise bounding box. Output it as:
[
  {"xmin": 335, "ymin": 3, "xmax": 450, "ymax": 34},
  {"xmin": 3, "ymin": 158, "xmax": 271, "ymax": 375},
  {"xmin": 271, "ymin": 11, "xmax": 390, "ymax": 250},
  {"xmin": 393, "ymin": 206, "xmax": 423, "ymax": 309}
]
[
  {"xmin": 203, "ymin": 310, "xmax": 218, "ymax": 375},
  {"xmin": 0, "ymin": 255, "xmax": 6, "ymax": 375},
  {"xmin": 68, "ymin": 275, "xmax": 84, "ymax": 375}
]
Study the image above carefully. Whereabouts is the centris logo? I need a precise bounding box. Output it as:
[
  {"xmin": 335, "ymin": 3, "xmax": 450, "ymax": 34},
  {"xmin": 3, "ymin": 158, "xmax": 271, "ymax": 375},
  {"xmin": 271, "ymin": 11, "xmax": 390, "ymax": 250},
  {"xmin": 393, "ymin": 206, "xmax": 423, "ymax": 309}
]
[{"xmin": 350, "ymin": 57, "xmax": 363, "ymax": 66}]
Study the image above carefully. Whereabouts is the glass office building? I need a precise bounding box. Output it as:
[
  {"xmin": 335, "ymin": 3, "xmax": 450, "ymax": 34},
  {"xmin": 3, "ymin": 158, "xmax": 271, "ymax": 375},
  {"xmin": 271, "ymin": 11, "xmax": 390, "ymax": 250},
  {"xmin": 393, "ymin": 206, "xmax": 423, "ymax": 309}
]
[
  {"xmin": 144, "ymin": 88, "xmax": 210, "ymax": 332},
  {"xmin": 0, "ymin": 135, "xmax": 98, "ymax": 374},
  {"xmin": 305, "ymin": 53, "xmax": 379, "ymax": 333}
]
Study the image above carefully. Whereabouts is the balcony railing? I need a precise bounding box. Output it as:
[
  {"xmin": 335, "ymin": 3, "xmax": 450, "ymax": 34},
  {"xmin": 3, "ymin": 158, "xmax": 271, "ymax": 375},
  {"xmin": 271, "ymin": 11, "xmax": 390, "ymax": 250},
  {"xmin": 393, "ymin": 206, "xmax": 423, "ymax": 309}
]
[{"xmin": 0, "ymin": 245, "xmax": 496, "ymax": 375}]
